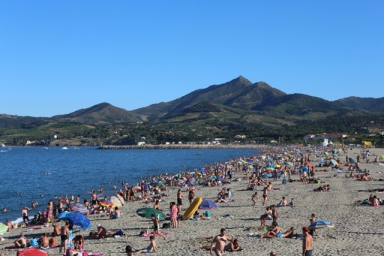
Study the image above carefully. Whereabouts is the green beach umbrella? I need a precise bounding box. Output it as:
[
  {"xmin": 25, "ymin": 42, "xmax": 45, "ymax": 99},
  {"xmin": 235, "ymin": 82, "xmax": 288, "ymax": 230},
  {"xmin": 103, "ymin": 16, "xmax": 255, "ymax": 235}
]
[
  {"xmin": 380, "ymin": 155, "xmax": 384, "ymax": 161},
  {"xmin": 136, "ymin": 208, "xmax": 165, "ymax": 221},
  {"xmin": 0, "ymin": 222, "xmax": 8, "ymax": 234}
]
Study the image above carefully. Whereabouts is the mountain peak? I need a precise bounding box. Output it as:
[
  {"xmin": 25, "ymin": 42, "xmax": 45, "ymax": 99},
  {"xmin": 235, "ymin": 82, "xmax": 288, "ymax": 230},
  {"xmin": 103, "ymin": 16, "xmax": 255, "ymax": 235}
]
[{"xmin": 228, "ymin": 76, "xmax": 253, "ymax": 86}]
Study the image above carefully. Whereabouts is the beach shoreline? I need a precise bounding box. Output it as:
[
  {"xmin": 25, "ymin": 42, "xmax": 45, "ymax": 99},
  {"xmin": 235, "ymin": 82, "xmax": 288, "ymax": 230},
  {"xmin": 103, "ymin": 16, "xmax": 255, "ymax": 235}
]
[{"xmin": 1, "ymin": 146, "xmax": 384, "ymax": 256}]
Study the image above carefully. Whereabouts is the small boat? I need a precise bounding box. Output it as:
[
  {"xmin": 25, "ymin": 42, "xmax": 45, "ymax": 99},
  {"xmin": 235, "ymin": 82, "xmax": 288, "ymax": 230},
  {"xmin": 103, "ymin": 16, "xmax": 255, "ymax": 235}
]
[
  {"xmin": 1, "ymin": 143, "xmax": 5, "ymax": 147},
  {"xmin": 62, "ymin": 147, "xmax": 68, "ymax": 150},
  {"xmin": 43, "ymin": 147, "xmax": 49, "ymax": 149}
]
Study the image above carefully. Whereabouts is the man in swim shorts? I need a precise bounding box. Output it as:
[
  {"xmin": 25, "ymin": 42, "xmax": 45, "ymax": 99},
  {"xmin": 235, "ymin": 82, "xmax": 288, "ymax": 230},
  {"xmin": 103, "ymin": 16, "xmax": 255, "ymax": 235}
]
[
  {"xmin": 59, "ymin": 222, "xmax": 69, "ymax": 254},
  {"xmin": 39, "ymin": 233, "xmax": 50, "ymax": 249},
  {"xmin": 302, "ymin": 226, "xmax": 313, "ymax": 256}
]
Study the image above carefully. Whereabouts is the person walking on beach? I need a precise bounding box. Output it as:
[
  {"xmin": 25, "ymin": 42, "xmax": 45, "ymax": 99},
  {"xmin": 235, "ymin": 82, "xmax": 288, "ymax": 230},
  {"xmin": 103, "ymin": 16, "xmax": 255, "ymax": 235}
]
[
  {"xmin": 302, "ymin": 226, "xmax": 313, "ymax": 256},
  {"xmin": 21, "ymin": 206, "xmax": 30, "ymax": 224}
]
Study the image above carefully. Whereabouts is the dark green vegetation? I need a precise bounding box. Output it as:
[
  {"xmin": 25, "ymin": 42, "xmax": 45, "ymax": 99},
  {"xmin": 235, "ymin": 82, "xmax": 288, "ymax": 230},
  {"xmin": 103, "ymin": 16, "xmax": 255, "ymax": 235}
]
[{"xmin": 1, "ymin": 76, "xmax": 383, "ymax": 146}]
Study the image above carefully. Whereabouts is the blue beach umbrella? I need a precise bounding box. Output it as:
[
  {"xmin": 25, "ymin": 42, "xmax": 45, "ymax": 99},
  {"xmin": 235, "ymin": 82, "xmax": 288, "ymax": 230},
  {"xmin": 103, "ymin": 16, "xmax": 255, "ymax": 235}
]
[
  {"xmin": 348, "ymin": 157, "xmax": 355, "ymax": 163},
  {"xmin": 198, "ymin": 200, "xmax": 218, "ymax": 210},
  {"xmin": 57, "ymin": 212, "xmax": 91, "ymax": 230},
  {"xmin": 285, "ymin": 162, "xmax": 294, "ymax": 167},
  {"xmin": 309, "ymin": 220, "xmax": 335, "ymax": 229}
]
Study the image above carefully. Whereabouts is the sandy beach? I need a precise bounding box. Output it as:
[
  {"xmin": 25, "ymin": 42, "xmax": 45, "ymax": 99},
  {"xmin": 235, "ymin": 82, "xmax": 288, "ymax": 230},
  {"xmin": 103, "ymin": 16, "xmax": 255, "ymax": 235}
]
[{"xmin": 1, "ymin": 147, "xmax": 384, "ymax": 256}]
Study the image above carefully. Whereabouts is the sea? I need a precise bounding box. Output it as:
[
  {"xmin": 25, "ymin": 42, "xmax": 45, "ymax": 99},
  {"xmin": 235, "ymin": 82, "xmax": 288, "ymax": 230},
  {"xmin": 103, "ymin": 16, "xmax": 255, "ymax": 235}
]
[{"xmin": 0, "ymin": 146, "xmax": 258, "ymax": 223}]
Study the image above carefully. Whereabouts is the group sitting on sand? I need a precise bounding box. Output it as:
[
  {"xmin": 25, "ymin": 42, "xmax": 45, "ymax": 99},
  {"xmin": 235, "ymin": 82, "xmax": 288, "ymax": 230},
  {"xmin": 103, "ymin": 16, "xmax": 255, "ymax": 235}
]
[{"xmin": 199, "ymin": 228, "xmax": 242, "ymax": 256}]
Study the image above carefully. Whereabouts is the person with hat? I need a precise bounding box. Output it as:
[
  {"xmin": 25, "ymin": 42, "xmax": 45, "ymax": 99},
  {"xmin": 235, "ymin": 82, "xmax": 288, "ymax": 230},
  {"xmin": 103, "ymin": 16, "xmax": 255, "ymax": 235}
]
[{"xmin": 302, "ymin": 226, "xmax": 313, "ymax": 256}]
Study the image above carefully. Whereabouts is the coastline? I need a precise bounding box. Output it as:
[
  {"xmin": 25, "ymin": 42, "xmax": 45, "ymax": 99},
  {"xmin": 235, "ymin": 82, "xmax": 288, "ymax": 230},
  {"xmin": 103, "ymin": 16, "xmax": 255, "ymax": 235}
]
[{"xmin": 1, "ymin": 147, "xmax": 384, "ymax": 256}]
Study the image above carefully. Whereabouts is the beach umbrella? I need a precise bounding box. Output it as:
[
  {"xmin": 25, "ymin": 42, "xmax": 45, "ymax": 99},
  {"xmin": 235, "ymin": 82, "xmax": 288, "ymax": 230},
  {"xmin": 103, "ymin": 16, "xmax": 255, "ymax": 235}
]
[
  {"xmin": 266, "ymin": 167, "xmax": 275, "ymax": 171},
  {"xmin": 348, "ymin": 157, "xmax": 355, "ymax": 163},
  {"xmin": 0, "ymin": 222, "xmax": 8, "ymax": 234},
  {"xmin": 309, "ymin": 220, "xmax": 335, "ymax": 229},
  {"xmin": 285, "ymin": 162, "xmax": 294, "ymax": 167},
  {"xmin": 57, "ymin": 212, "xmax": 91, "ymax": 230},
  {"xmin": 199, "ymin": 199, "xmax": 218, "ymax": 210},
  {"xmin": 150, "ymin": 182, "xmax": 159, "ymax": 186},
  {"xmin": 306, "ymin": 162, "xmax": 313, "ymax": 169},
  {"xmin": 17, "ymin": 248, "xmax": 48, "ymax": 256},
  {"xmin": 136, "ymin": 208, "xmax": 165, "ymax": 221},
  {"xmin": 158, "ymin": 181, "xmax": 165, "ymax": 187},
  {"xmin": 275, "ymin": 164, "xmax": 281, "ymax": 169},
  {"xmin": 100, "ymin": 200, "xmax": 115, "ymax": 208},
  {"xmin": 69, "ymin": 203, "xmax": 88, "ymax": 214},
  {"xmin": 331, "ymin": 159, "xmax": 338, "ymax": 166},
  {"xmin": 323, "ymin": 152, "xmax": 329, "ymax": 156}
]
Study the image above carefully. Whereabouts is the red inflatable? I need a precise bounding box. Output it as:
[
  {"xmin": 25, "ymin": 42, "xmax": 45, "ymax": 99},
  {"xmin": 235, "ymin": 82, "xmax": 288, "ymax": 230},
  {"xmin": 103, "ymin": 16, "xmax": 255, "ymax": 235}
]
[{"xmin": 17, "ymin": 248, "xmax": 48, "ymax": 256}]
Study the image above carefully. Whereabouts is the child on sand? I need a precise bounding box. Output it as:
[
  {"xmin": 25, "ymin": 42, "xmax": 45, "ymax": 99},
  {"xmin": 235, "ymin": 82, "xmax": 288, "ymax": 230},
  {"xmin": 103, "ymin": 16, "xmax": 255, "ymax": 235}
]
[{"xmin": 252, "ymin": 192, "xmax": 258, "ymax": 206}]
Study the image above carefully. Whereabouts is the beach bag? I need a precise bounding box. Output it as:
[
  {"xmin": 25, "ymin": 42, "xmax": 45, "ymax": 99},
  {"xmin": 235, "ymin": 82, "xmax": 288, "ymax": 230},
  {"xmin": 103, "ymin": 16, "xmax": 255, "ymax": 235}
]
[
  {"xmin": 162, "ymin": 222, "xmax": 171, "ymax": 228},
  {"xmin": 282, "ymin": 179, "xmax": 287, "ymax": 184},
  {"xmin": 205, "ymin": 211, "xmax": 211, "ymax": 217}
]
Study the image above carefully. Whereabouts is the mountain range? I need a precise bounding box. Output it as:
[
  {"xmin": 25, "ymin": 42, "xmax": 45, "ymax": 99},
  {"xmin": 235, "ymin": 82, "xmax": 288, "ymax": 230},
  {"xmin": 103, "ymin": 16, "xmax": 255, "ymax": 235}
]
[{"xmin": 0, "ymin": 76, "xmax": 383, "ymax": 128}]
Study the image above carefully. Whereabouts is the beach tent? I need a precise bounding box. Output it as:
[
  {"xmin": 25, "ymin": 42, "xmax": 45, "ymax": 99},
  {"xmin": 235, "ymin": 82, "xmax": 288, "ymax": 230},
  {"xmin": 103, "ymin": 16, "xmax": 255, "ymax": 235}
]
[{"xmin": 17, "ymin": 248, "xmax": 48, "ymax": 256}]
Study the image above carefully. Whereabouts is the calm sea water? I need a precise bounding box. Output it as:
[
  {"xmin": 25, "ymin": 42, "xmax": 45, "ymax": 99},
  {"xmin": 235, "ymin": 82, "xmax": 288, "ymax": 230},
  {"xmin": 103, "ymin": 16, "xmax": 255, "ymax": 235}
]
[{"xmin": 0, "ymin": 147, "xmax": 258, "ymax": 223}]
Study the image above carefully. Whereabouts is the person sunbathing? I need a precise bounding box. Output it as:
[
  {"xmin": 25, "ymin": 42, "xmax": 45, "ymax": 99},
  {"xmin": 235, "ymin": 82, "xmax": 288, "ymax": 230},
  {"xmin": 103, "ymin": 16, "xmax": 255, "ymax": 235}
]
[
  {"xmin": 260, "ymin": 221, "xmax": 294, "ymax": 238},
  {"xmin": 224, "ymin": 238, "xmax": 242, "ymax": 252},
  {"xmin": 278, "ymin": 197, "xmax": 288, "ymax": 207}
]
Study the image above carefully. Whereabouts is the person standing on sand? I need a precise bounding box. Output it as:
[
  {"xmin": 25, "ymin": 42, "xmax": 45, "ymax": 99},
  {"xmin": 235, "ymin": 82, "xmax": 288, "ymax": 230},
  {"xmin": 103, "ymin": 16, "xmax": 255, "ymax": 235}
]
[
  {"xmin": 177, "ymin": 189, "xmax": 183, "ymax": 207},
  {"xmin": 262, "ymin": 186, "xmax": 268, "ymax": 206},
  {"xmin": 59, "ymin": 222, "xmax": 70, "ymax": 254},
  {"xmin": 302, "ymin": 226, "xmax": 313, "ymax": 256},
  {"xmin": 188, "ymin": 185, "xmax": 196, "ymax": 205},
  {"xmin": 252, "ymin": 192, "xmax": 258, "ymax": 206},
  {"xmin": 21, "ymin": 206, "xmax": 30, "ymax": 224}
]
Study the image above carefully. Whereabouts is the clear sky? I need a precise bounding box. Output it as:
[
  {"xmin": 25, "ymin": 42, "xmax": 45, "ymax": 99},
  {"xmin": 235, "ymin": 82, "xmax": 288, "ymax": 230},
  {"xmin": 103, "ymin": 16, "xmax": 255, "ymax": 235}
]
[{"xmin": 1, "ymin": 1, "xmax": 383, "ymax": 117}]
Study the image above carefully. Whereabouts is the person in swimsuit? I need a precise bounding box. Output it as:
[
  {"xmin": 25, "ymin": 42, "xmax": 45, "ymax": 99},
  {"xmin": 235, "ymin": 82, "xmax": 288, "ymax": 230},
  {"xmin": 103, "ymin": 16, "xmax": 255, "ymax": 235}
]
[
  {"xmin": 210, "ymin": 228, "xmax": 234, "ymax": 256},
  {"xmin": 14, "ymin": 233, "xmax": 26, "ymax": 248},
  {"xmin": 224, "ymin": 238, "xmax": 241, "ymax": 252},
  {"xmin": 252, "ymin": 192, "xmax": 258, "ymax": 206},
  {"xmin": 177, "ymin": 189, "xmax": 183, "ymax": 208},
  {"xmin": 39, "ymin": 233, "xmax": 50, "ymax": 249},
  {"xmin": 59, "ymin": 222, "xmax": 69, "ymax": 253},
  {"xmin": 262, "ymin": 187, "xmax": 268, "ymax": 206},
  {"xmin": 302, "ymin": 226, "xmax": 313, "ymax": 256},
  {"xmin": 170, "ymin": 202, "xmax": 178, "ymax": 228},
  {"xmin": 49, "ymin": 234, "xmax": 57, "ymax": 247},
  {"xmin": 21, "ymin": 206, "xmax": 30, "ymax": 224},
  {"xmin": 151, "ymin": 214, "xmax": 166, "ymax": 240},
  {"xmin": 135, "ymin": 235, "xmax": 159, "ymax": 254},
  {"xmin": 188, "ymin": 185, "xmax": 196, "ymax": 205}
]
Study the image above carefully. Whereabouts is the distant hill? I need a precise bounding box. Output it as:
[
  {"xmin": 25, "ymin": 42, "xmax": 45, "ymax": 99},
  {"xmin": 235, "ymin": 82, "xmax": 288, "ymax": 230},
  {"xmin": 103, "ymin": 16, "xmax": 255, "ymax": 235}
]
[
  {"xmin": 0, "ymin": 114, "xmax": 48, "ymax": 129},
  {"xmin": 52, "ymin": 102, "xmax": 146, "ymax": 124},
  {"xmin": 131, "ymin": 76, "xmax": 286, "ymax": 120},
  {"xmin": 254, "ymin": 93, "xmax": 347, "ymax": 116},
  {"xmin": 333, "ymin": 97, "xmax": 384, "ymax": 112}
]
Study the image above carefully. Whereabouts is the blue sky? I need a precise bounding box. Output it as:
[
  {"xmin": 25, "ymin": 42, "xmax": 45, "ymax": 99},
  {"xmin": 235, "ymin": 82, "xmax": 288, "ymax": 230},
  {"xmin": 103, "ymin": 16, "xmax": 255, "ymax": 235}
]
[{"xmin": 1, "ymin": 1, "xmax": 383, "ymax": 117}]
